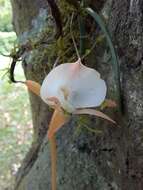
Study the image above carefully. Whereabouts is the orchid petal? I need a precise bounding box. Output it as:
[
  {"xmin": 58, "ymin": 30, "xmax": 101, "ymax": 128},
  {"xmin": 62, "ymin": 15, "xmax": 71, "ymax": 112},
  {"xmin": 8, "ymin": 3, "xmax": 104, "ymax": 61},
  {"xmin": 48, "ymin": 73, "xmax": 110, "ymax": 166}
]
[
  {"xmin": 48, "ymin": 108, "xmax": 69, "ymax": 139},
  {"xmin": 40, "ymin": 63, "xmax": 76, "ymax": 112},
  {"xmin": 74, "ymin": 108, "xmax": 116, "ymax": 124},
  {"xmin": 101, "ymin": 99, "xmax": 117, "ymax": 109},
  {"xmin": 68, "ymin": 63, "xmax": 107, "ymax": 109},
  {"xmin": 26, "ymin": 80, "xmax": 41, "ymax": 96}
]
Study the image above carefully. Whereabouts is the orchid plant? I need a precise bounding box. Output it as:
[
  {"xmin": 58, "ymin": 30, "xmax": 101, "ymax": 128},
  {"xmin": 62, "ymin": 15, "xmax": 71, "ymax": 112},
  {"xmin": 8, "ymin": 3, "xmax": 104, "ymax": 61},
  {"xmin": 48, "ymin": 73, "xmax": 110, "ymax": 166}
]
[
  {"xmin": 25, "ymin": 57, "xmax": 116, "ymax": 190},
  {"xmin": 8, "ymin": 3, "xmax": 120, "ymax": 189},
  {"xmin": 9, "ymin": 7, "xmax": 119, "ymax": 190}
]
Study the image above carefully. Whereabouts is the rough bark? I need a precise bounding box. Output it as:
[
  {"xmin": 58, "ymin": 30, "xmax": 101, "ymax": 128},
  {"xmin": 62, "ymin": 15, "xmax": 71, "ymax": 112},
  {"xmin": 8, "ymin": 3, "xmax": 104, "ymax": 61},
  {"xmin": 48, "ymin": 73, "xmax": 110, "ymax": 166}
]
[{"xmin": 11, "ymin": 0, "xmax": 143, "ymax": 190}]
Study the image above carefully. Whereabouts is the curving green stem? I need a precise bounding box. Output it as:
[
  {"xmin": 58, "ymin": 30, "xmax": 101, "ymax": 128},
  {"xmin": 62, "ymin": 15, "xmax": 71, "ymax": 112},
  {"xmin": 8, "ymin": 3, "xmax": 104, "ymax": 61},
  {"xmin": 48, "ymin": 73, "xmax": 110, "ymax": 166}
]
[{"xmin": 85, "ymin": 7, "xmax": 122, "ymax": 112}]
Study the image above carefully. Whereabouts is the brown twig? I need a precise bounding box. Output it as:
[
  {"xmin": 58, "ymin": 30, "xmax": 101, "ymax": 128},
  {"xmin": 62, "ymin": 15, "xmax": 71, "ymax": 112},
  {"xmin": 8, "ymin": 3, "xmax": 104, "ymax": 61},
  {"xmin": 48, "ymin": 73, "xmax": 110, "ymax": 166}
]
[
  {"xmin": 9, "ymin": 48, "xmax": 25, "ymax": 83},
  {"xmin": 9, "ymin": 43, "xmax": 33, "ymax": 83}
]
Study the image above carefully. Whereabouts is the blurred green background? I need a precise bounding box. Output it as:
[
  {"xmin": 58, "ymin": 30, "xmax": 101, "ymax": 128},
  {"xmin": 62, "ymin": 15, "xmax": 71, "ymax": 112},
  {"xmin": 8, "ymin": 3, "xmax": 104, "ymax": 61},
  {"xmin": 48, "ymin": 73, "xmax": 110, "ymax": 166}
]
[{"xmin": 0, "ymin": 0, "xmax": 33, "ymax": 189}]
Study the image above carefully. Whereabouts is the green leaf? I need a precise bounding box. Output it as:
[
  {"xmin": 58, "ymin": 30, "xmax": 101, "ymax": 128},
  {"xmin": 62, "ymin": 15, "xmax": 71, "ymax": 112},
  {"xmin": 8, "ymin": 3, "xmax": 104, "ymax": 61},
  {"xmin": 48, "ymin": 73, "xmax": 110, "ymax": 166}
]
[{"xmin": 85, "ymin": 7, "xmax": 122, "ymax": 111}]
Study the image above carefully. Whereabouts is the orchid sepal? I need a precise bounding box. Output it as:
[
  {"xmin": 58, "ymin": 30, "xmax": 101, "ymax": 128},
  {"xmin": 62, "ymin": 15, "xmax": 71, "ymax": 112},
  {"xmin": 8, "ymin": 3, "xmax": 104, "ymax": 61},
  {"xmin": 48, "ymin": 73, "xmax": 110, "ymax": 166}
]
[
  {"xmin": 47, "ymin": 107, "xmax": 69, "ymax": 139},
  {"xmin": 25, "ymin": 80, "xmax": 41, "ymax": 96},
  {"xmin": 73, "ymin": 108, "xmax": 116, "ymax": 124}
]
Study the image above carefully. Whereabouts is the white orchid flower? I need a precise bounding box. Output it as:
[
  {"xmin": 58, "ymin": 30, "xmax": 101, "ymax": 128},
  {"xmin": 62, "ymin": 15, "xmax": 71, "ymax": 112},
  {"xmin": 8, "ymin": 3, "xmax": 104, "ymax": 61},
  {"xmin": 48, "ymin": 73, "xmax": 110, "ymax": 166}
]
[
  {"xmin": 39, "ymin": 59, "xmax": 116, "ymax": 138},
  {"xmin": 40, "ymin": 59, "xmax": 106, "ymax": 112}
]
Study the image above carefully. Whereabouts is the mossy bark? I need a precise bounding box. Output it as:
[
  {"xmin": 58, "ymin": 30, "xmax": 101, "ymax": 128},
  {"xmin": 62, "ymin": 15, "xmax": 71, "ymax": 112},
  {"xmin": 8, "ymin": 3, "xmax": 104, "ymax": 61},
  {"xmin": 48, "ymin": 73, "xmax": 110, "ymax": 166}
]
[{"xmin": 11, "ymin": 0, "xmax": 143, "ymax": 189}]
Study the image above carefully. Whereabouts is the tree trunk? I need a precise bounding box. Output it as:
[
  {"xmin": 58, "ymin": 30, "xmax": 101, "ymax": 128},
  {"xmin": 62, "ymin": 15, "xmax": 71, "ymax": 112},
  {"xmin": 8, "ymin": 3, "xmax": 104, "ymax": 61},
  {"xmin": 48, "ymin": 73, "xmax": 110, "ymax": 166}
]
[{"xmin": 11, "ymin": 0, "xmax": 143, "ymax": 189}]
